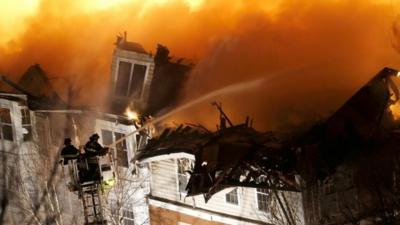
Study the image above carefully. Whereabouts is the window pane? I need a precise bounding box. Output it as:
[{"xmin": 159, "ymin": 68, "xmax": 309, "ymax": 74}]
[
  {"xmin": 117, "ymin": 149, "xmax": 129, "ymax": 168},
  {"xmin": 115, "ymin": 132, "xmax": 127, "ymax": 149},
  {"xmin": 21, "ymin": 109, "xmax": 31, "ymax": 125},
  {"xmin": 115, "ymin": 133, "xmax": 128, "ymax": 167},
  {"xmin": 256, "ymin": 188, "xmax": 269, "ymax": 212},
  {"xmin": 2, "ymin": 125, "xmax": 13, "ymax": 141},
  {"xmin": 115, "ymin": 61, "xmax": 132, "ymax": 96},
  {"xmin": 177, "ymin": 159, "xmax": 193, "ymax": 194},
  {"xmin": 129, "ymin": 64, "xmax": 147, "ymax": 98},
  {"xmin": 226, "ymin": 188, "xmax": 238, "ymax": 205},
  {"xmin": 178, "ymin": 174, "xmax": 188, "ymax": 193},
  {"xmin": 177, "ymin": 158, "xmax": 192, "ymax": 174},
  {"xmin": 0, "ymin": 108, "xmax": 11, "ymax": 123},
  {"xmin": 101, "ymin": 130, "xmax": 113, "ymax": 146}
]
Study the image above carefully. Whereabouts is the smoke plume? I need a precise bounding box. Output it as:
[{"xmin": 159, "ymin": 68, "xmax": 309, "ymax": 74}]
[{"xmin": 1, "ymin": 0, "xmax": 400, "ymax": 130}]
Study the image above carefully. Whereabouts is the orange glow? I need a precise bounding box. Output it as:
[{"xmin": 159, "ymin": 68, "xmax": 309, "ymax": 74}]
[
  {"xmin": 0, "ymin": 0, "xmax": 39, "ymax": 44},
  {"xmin": 124, "ymin": 106, "xmax": 139, "ymax": 121},
  {"xmin": 390, "ymin": 103, "xmax": 400, "ymax": 120},
  {"xmin": 1, "ymin": 0, "xmax": 400, "ymax": 130}
]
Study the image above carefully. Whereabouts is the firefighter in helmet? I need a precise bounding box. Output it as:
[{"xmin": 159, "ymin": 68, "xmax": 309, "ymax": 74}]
[
  {"xmin": 60, "ymin": 138, "xmax": 79, "ymax": 164},
  {"xmin": 80, "ymin": 133, "xmax": 109, "ymax": 182},
  {"xmin": 84, "ymin": 133, "xmax": 108, "ymax": 157},
  {"xmin": 60, "ymin": 138, "xmax": 80, "ymax": 191}
]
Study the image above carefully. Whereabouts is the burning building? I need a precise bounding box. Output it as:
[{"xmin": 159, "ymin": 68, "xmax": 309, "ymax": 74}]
[
  {"xmin": 110, "ymin": 32, "xmax": 156, "ymax": 113},
  {"xmin": 1, "ymin": 26, "xmax": 400, "ymax": 225},
  {"xmin": 0, "ymin": 66, "xmax": 151, "ymax": 225},
  {"xmin": 0, "ymin": 36, "xmax": 195, "ymax": 225},
  {"xmin": 109, "ymin": 33, "xmax": 193, "ymax": 115},
  {"xmin": 134, "ymin": 67, "xmax": 400, "ymax": 225}
]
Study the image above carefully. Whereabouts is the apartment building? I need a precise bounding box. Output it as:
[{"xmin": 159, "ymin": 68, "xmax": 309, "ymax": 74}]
[{"xmin": 146, "ymin": 157, "xmax": 304, "ymax": 225}]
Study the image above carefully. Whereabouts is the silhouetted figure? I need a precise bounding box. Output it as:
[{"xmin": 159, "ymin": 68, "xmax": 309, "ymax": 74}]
[
  {"xmin": 79, "ymin": 134, "xmax": 109, "ymax": 183},
  {"xmin": 60, "ymin": 138, "xmax": 80, "ymax": 191},
  {"xmin": 84, "ymin": 133, "xmax": 108, "ymax": 157},
  {"xmin": 61, "ymin": 138, "xmax": 79, "ymax": 165}
]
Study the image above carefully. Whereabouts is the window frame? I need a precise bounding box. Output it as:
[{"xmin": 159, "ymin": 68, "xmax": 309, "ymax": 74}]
[
  {"xmin": 114, "ymin": 58, "xmax": 149, "ymax": 99},
  {"xmin": 176, "ymin": 158, "xmax": 194, "ymax": 197},
  {"xmin": 101, "ymin": 129, "xmax": 129, "ymax": 168},
  {"xmin": 225, "ymin": 188, "xmax": 240, "ymax": 206},
  {"xmin": 255, "ymin": 188, "xmax": 270, "ymax": 213},
  {"xmin": 20, "ymin": 108, "xmax": 32, "ymax": 141}
]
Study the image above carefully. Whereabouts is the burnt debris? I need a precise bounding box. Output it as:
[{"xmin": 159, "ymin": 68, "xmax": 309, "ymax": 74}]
[{"xmin": 136, "ymin": 67, "xmax": 400, "ymax": 212}]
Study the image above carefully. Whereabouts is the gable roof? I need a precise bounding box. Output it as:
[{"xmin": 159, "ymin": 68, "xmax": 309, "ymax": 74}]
[
  {"xmin": 117, "ymin": 41, "xmax": 147, "ymax": 54},
  {"xmin": 18, "ymin": 64, "xmax": 55, "ymax": 97},
  {"xmin": 0, "ymin": 64, "xmax": 68, "ymax": 110}
]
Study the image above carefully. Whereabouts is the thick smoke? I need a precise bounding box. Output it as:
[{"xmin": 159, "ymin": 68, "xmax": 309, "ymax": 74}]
[
  {"xmin": 1, "ymin": 0, "xmax": 400, "ymax": 130},
  {"xmin": 170, "ymin": 0, "xmax": 400, "ymax": 131}
]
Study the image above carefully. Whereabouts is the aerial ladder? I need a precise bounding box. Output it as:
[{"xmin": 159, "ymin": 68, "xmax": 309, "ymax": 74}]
[
  {"xmin": 80, "ymin": 181, "xmax": 105, "ymax": 225},
  {"xmin": 64, "ymin": 149, "xmax": 115, "ymax": 225}
]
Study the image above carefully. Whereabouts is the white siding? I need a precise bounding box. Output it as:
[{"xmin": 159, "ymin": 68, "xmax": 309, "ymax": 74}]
[
  {"xmin": 150, "ymin": 159, "xmax": 277, "ymax": 223},
  {"xmin": 150, "ymin": 159, "xmax": 179, "ymax": 201},
  {"xmin": 95, "ymin": 119, "xmax": 150, "ymax": 225}
]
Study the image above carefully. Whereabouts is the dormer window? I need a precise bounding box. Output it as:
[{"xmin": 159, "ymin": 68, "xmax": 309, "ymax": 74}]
[{"xmin": 115, "ymin": 60, "xmax": 147, "ymax": 99}]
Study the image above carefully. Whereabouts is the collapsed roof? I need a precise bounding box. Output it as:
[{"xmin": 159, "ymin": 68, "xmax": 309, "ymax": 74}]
[{"xmin": 136, "ymin": 67, "xmax": 400, "ymax": 201}]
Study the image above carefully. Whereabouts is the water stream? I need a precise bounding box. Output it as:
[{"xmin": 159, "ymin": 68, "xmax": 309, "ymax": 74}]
[
  {"xmin": 107, "ymin": 77, "xmax": 266, "ymax": 148},
  {"xmin": 107, "ymin": 63, "xmax": 319, "ymax": 148}
]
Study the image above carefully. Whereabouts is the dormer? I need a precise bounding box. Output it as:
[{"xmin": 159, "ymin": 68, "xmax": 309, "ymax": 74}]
[{"xmin": 110, "ymin": 32, "xmax": 155, "ymax": 111}]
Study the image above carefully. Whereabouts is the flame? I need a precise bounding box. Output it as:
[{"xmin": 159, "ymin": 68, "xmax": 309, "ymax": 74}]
[
  {"xmin": 124, "ymin": 106, "xmax": 139, "ymax": 121},
  {"xmin": 390, "ymin": 102, "xmax": 400, "ymax": 120}
]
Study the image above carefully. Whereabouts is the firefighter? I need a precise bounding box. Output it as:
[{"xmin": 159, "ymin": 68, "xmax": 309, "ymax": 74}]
[
  {"xmin": 60, "ymin": 138, "xmax": 79, "ymax": 165},
  {"xmin": 60, "ymin": 138, "xmax": 80, "ymax": 191},
  {"xmin": 80, "ymin": 133, "xmax": 109, "ymax": 182},
  {"xmin": 84, "ymin": 133, "xmax": 108, "ymax": 157}
]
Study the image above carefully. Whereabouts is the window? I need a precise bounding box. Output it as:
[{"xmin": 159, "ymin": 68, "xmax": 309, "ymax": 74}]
[
  {"xmin": 101, "ymin": 129, "xmax": 129, "ymax": 168},
  {"xmin": 115, "ymin": 132, "xmax": 128, "ymax": 168},
  {"xmin": 115, "ymin": 61, "xmax": 132, "ymax": 96},
  {"xmin": 115, "ymin": 61, "xmax": 147, "ymax": 98},
  {"xmin": 177, "ymin": 158, "xmax": 193, "ymax": 194},
  {"xmin": 256, "ymin": 188, "xmax": 270, "ymax": 212},
  {"xmin": 21, "ymin": 108, "xmax": 32, "ymax": 141},
  {"xmin": 122, "ymin": 208, "xmax": 134, "ymax": 225},
  {"xmin": 0, "ymin": 108, "xmax": 13, "ymax": 141},
  {"xmin": 129, "ymin": 64, "xmax": 147, "ymax": 98},
  {"xmin": 225, "ymin": 188, "xmax": 239, "ymax": 205},
  {"xmin": 101, "ymin": 130, "xmax": 113, "ymax": 145}
]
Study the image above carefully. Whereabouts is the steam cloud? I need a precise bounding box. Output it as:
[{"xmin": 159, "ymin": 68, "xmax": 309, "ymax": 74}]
[{"xmin": 1, "ymin": 0, "xmax": 400, "ymax": 131}]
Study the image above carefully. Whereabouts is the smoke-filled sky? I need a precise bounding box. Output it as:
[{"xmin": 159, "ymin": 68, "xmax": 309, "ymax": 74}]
[{"xmin": 1, "ymin": 0, "xmax": 400, "ymax": 131}]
